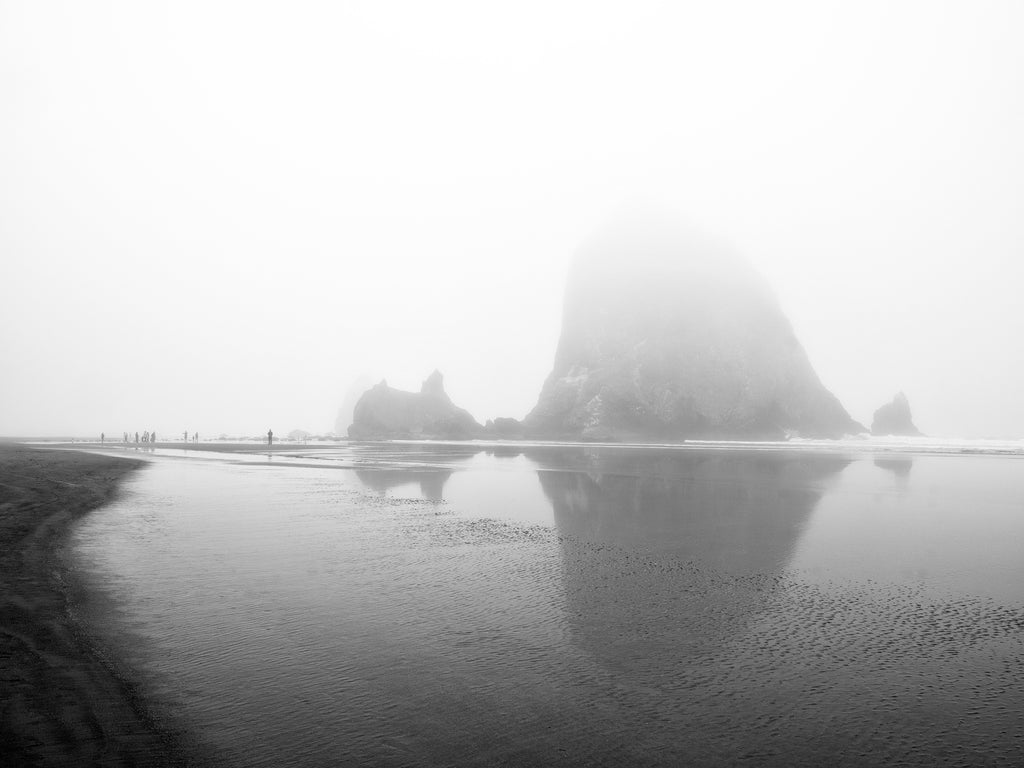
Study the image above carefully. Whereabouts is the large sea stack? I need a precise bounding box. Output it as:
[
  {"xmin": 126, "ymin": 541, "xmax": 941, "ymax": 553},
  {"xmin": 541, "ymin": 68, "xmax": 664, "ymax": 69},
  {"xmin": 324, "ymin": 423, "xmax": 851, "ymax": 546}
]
[
  {"xmin": 348, "ymin": 371, "xmax": 482, "ymax": 439},
  {"xmin": 525, "ymin": 217, "xmax": 864, "ymax": 440}
]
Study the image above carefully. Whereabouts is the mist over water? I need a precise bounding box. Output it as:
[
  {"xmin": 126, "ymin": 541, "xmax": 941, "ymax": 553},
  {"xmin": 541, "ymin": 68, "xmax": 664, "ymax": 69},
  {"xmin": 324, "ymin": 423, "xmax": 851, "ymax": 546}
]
[{"xmin": 69, "ymin": 445, "xmax": 1024, "ymax": 766}]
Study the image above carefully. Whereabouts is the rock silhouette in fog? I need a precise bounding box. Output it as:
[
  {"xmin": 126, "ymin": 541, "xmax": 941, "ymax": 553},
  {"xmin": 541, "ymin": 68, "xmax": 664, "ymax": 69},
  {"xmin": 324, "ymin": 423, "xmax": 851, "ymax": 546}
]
[
  {"xmin": 348, "ymin": 370, "xmax": 482, "ymax": 439},
  {"xmin": 870, "ymin": 392, "xmax": 922, "ymax": 436},
  {"xmin": 525, "ymin": 215, "xmax": 865, "ymax": 440},
  {"xmin": 484, "ymin": 417, "xmax": 524, "ymax": 438}
]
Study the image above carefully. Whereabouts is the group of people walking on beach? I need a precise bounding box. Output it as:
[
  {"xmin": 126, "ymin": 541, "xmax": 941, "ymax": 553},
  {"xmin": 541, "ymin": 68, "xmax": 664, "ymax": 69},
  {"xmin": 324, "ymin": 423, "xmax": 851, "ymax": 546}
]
[
  {"xmin": 112, "ymin": 431, "xmax": 158, "ymax": 446},
  {"xmin": 99, "ymin": 430, "xmax": 276, "ymax": 446},
  {"xmin": 101, "ymin": 430, "xmax": 200, "ymax": 448}
]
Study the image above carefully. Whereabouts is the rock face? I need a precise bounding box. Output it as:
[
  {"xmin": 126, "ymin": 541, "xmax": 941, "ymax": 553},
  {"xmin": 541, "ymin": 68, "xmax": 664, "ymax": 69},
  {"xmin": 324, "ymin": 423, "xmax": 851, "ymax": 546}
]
[
  {"xmin": 871, "ymin": 392, "xmax": 921, "ymax": 436},
  {"xmin": 525, "ymin": 217, "xmax": 864, "ymax": 440},
  {"xmin": 348, "ymin": 371, "xmax": 482, "ymax": 440}
]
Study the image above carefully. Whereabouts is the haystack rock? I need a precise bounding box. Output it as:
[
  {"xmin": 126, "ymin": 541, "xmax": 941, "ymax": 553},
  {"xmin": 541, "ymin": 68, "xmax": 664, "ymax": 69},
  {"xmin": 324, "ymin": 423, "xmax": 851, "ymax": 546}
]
[
  {"xmin": 870, "ymin": 392, "xmax": 922, "ymax": 436},
  {"xmin": 348, "ymin": 371, "xmax": 483, "ymax": 440},
  {"xmin": 524, "ymin": 216, "xmax": 864, "ymax": 440}
]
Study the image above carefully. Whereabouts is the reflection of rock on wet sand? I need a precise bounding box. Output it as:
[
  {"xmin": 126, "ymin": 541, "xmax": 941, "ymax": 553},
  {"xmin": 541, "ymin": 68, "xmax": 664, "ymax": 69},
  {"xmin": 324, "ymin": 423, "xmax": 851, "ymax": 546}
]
[
  {"xmin": 531, "ymin": 448, "xmax": 849, "ymax": 569},
  {"xmin": 351, "ymin": 443, "xmax": 851, "ymax": 669},
  {"xmin": 529, "ymin": 447, "xmax": 850, "ymax": 665},
  {"xmin": 352, "ymin": 443, "xmax": 483, "ymax": 501},
  {"xmin": 355, "ymin": 468, "xmax": 454, "ymax": 501},
  {"xmin": 874, "ymin": 455, "xmax": 913, "ymax": 479}
]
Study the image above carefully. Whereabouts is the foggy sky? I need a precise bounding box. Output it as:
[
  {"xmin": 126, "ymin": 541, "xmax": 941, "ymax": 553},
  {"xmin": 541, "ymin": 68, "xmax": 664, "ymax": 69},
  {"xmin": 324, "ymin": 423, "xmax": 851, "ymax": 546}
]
[{"xmin": 2, "ymin": 1, "xmax": 1023, "ymax": 439}]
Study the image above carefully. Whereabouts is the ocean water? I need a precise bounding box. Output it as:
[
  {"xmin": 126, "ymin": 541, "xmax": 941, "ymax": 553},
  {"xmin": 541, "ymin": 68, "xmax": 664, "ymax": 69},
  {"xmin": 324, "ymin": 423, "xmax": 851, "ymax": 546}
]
[{"xmin": 68, "ymin": 443, "xmax": 1024, "ymax": 766}]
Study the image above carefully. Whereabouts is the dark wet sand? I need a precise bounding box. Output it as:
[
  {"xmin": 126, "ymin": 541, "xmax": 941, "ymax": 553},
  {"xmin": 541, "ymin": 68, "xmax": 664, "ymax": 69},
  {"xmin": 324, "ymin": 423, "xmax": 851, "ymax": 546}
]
[{"xmin": 0, "ymin": 444, "xmax": 193, "ymax": 767}]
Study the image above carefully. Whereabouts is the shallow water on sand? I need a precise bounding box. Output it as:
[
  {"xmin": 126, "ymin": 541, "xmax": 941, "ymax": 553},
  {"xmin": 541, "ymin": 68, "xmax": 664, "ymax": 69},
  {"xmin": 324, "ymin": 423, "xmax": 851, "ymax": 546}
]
[{"xmin": 69, "ymin": 444, "xmax": 1024, "ymax": 766}]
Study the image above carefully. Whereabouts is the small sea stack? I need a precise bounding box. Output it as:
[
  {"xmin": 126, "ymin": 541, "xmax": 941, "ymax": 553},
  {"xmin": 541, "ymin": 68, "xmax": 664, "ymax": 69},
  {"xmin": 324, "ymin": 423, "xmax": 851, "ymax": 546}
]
[
  {"xmin": 871, "ymin": 392, "xmax": 922, "ymax": 436},
  {"xmin": 348, "ymin": 371, "xmax": 482, "ymax": 440}
]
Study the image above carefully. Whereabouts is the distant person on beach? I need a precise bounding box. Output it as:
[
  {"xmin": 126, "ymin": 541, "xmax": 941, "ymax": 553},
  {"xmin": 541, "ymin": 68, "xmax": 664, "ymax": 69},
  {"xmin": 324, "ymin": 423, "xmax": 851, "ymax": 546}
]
[
  {"xmin": 194, "ymin": 432, "xmax": 198, "ymax": 443},
  {"xmin": 101, "ymin": 432, "xmax": 104, "ymax": 444},
  {"xmin": 135, "ymin": 432, "xmax": 139, "ymax": 445},
  {"xmin": 151, "ymin": 430, "xmax": 156, "ymax": 444},
  {"xmin": 267, "ymin": 429, "xmax": 273, "ymax": 446},
  {"xmin": 183, "ymin": 431, "xmax": 188, "ymax": 443}
]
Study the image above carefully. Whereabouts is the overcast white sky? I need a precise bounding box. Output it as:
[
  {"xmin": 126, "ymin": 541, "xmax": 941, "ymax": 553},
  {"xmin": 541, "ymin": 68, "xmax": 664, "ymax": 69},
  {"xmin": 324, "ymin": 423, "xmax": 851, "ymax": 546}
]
[{"xmin": 2, "ymin": 1, "xmax": 1022, "ymax": 438}]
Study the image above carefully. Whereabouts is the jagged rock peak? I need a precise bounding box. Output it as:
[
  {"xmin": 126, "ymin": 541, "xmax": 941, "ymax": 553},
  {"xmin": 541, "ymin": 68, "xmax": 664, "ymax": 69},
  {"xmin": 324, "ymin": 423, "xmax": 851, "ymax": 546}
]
[
  {"xmin": 871, "ymin": 392, "xmax": 922, "ymax": 436},
  {"xmin": 524, "ymin": 213, "xmax": 864, "ymax": 440},
  {"xmin": 420, "ymin": 370, "xmax": 447, "ymax": 398}
]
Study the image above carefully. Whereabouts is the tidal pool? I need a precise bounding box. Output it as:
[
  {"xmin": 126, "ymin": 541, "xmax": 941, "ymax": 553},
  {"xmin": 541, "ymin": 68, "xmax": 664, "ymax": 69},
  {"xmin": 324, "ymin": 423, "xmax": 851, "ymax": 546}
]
[{"xmin": 69, "ymin": 444, "xmax": 1024, "ymax": 766}]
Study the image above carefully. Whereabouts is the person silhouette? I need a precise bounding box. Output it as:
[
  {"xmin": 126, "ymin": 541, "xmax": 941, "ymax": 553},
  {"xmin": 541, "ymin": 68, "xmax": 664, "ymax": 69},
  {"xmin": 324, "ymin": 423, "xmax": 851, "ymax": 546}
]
[
  {"xmin": 151, "ymin": 430, "xmax": 156, "ymax": 444},
  {"xmin": 101, "ymin": 432, "xmax": 105, "ymax": 444},
  {"xmin": 267, "ymin": 429, "xmax": 273, "ymax": 446}
]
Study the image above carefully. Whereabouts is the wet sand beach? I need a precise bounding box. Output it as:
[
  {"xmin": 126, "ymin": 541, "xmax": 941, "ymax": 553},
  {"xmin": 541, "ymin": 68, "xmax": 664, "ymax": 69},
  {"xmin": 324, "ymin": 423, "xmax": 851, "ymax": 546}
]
[
  {"xmin": 6, "ymin": 440, "xmax": 1024, "ymax": 766},
  {"xmin": 0, "ymin": 444, "xmax": 192, "ymax": 767},
  {"xmin": 63, "ymin": 442, "xmax": 1024, "ymax": 766}
]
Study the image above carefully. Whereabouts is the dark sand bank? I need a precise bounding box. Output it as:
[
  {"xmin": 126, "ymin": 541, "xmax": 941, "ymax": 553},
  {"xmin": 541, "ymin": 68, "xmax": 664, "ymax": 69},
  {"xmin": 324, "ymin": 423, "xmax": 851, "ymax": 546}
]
[{"xmin": 0, "ymin": 444, "xmax": 195, "ymax": 767}]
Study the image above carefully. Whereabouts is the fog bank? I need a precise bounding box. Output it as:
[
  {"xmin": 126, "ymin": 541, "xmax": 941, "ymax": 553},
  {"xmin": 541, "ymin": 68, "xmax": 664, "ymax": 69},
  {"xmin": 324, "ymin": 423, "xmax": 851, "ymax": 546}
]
[{"xmin": 2, "ymin": 2, "xmax": 1022, "ymax": 438}]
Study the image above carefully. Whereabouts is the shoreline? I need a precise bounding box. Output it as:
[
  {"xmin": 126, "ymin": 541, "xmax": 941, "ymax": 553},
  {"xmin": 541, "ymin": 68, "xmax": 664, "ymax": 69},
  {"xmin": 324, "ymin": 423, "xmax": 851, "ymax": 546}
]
[
  {"xmin": 13, "ymin": 434, "xmax": 1024, "ymax": 460},
  {"xmin": 0, "ymin": 444, "xmax": 195, "ymax": 766}
]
